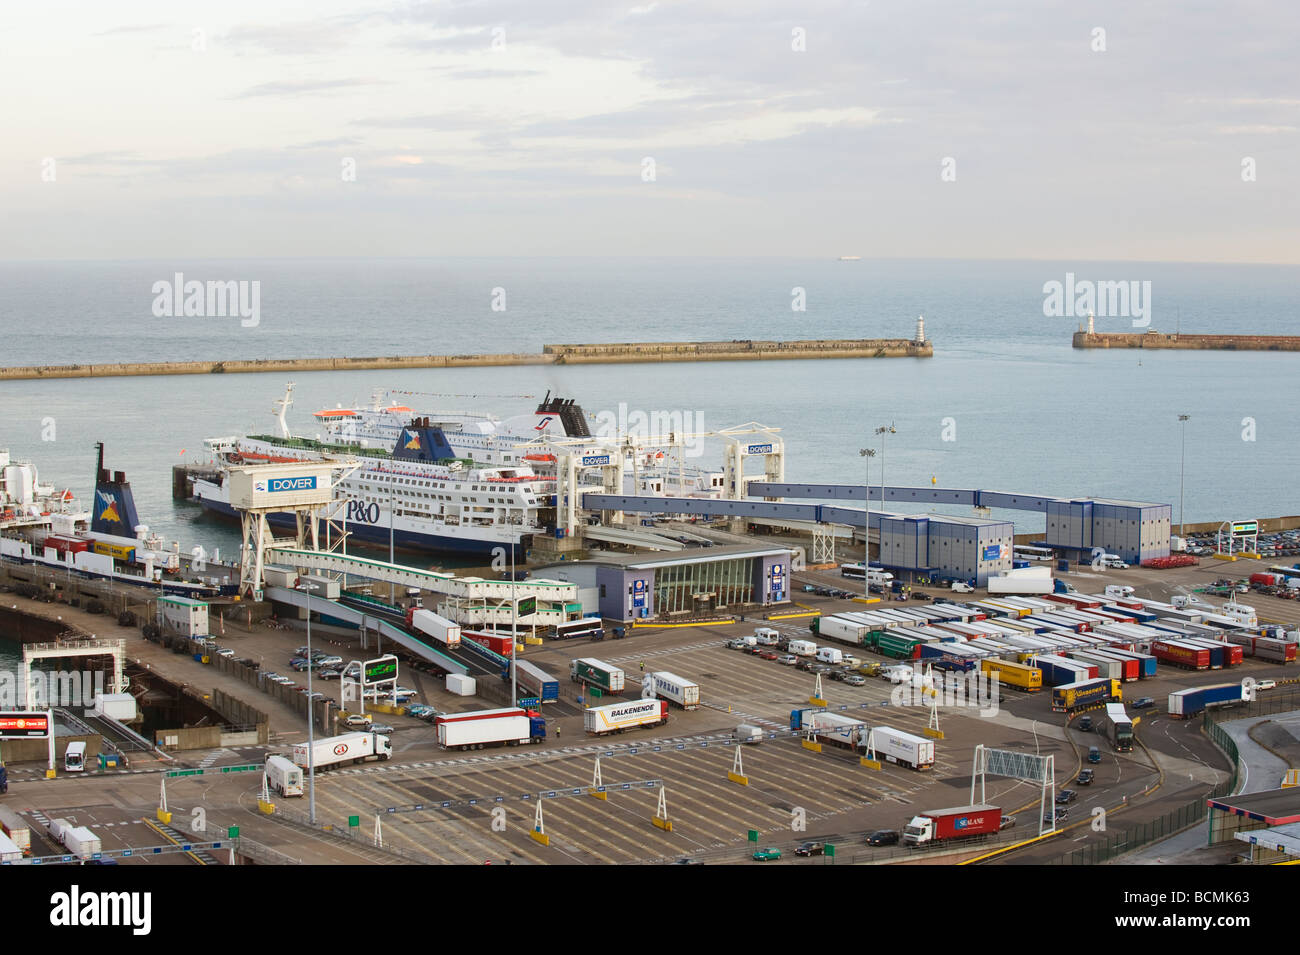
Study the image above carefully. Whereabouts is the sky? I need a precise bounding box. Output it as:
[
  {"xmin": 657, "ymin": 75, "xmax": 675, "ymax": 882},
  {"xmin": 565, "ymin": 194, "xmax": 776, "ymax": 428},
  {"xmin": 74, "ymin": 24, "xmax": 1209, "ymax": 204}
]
[{"xmin": 3, "ymin": 0, "xmax": 1298, "ymax": 261}]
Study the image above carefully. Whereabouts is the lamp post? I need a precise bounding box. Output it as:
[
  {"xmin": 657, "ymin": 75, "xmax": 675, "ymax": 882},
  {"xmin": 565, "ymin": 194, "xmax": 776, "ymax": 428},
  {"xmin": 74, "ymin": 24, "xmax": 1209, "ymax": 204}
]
[
  {"xmin": 858, "ymin": 448, "xmax": 876, "ymax": 598},
  {"xmin": 296, "ymin": 582, "xmax": 317, "ymax": 825},
  {"xmin": 1178, "ymin": 414, "xmax": 1190, "ymax": 538}
]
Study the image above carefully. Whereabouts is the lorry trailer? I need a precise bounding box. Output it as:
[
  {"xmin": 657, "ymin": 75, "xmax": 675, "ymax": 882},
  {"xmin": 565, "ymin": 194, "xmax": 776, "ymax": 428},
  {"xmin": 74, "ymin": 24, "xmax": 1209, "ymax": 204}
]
[
  {"xmin": 1150, "ymin": 639, "xmax": 1211, "ymax": 671},
  {"xmin": 870, "ymin": 726, "xmax": 936, "ymax": 770},
  {"xmin": 646, "ymin": 671, "xmax": 701, "ymax": 709},
  {"xmin": 1167, "ymin": 683, "xmax": 1244, "ymax": 719},
  {"xmin": 790, "ymin": 708, "xmax": 871, "ymax": 751},
  {"xmin": 292, "ymin": 731, "xmax": 392, "ymax": 770},
  {"xmin": 512, "ymin": 659, "xmax": 560, "ymax": 703},
  {"xmin": 583, "ymin": 699, "xmax": 669, "ymax": 736},
  {"xmin": 1052, "ymin": 678, "xmax": 1121, "ymax": 713},
  {"xmin": 1100, "ymin": 702, "xmax": 1134, "ymax": 752},
  {"xmin": 264, "ymin": 754, "xmax": 305, "ymax": 797},
  {"xmin": 903, "ymin": 804, "xmax": 1002, "ymax": 846},
  {"xmin": 980, "ymin": 658, "xmax": 1043, "ymax": 691},
  {"xmin": 0, "ymin": 806, "xmax": 32, "ymax": 856},
  {"xmin": 436, "ymin": 707, "xmax": 546, "ymax": 749},
  {"xmin": 570, "ymin": 658, "xmax": 625, "ymax": 694},
  {"xmin": 406, "ymin": 608, "xmax": 461, "ymax": 648}
]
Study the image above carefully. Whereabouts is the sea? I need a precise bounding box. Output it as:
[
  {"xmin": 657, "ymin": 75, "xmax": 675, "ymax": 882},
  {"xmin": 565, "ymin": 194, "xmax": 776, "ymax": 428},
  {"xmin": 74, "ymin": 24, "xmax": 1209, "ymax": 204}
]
[{"xmin": 2, "ymin": 256, "xmax": 1298, "ymax": 669}]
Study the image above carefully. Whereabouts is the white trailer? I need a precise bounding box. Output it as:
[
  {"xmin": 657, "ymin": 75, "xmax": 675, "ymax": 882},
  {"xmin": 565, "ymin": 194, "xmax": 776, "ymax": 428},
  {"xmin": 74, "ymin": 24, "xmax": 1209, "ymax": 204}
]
[
  {"xmin": 48, "ymin": 820, "xmax": 102, "ymax": 860},
  {"xmin": 292, "ymin": 731, "xmax": 391, "ymax": 771},
  {"xmin": 787, "ymin": 639, "xmax": 818, "ymax": 657},
  {"xmin": 264, "ymin": 754, "xmax": 304, "ymax": 797},
  {"xmin": 0, "ymin": 807, "xmax": 31, "ymax": 856},
  {"xmin": 869, "ymin": 726, "xmax": 935, "ymax": 770},
  {"xmin": 435, "ymin": 708, "xmax": 544, "ymax": 749},
  {"xmin": 646, "ymin": 671, "xmax": 700, "ymax": 709},
  {"xmin": 409, "ymin": 609, "xmax": 462, "ymax": 648},
  {"xmin": 818, "ymin": 616, "xmax": 872, "ymax": 645},
  {"xmin": 987, "ymin": 575, "xmax": 1054, "ymax": 596},
  {"xmin": 583, "ymin": 699, "xmax": 669, "ymax": 736},
  {"xmin": 0, "ymin": 832, "xmax": 22, "ymax": 863}
]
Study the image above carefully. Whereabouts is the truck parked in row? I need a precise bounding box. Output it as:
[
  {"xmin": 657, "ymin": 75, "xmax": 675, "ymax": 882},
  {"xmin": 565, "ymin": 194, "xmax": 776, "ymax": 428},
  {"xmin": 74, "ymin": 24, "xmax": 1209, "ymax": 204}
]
[
  {"xmin": 436, "ymin": 707, "xmax": 546, "ymax": 750},
  {"xmin": 645, "ymin": 671, "xmax": 700, "ymax": 710},
  {"xmin": 583, "ymin": 699, "xmax": 669, "ymax": 736},
  {"xmin": 292, "ymin": 731, "xmax": 392, "ymax": 770},
  {"xmin": 570, "ymin": 658, "xmax": 625, "ymax": 694},
  {"xmin": 264, "ymin": 754, "xmax": 305, "ymax": 797},
  {"xmin": 870, "ymin": 726, "xmax": 936, "ymax": 770},
  {"xmin": 512, "ymin": 659, "xmax": 560, "ymax": 703},
  {"xmin": 903, "ymin": 805, "xmax": 1002, "ymax": 847}
]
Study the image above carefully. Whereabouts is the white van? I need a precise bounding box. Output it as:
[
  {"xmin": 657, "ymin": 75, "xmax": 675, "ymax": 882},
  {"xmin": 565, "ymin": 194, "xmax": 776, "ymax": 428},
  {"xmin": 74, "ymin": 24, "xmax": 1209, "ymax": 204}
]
[
  {"xmin": 64, "ymin": 742, "xmax": 86, "ymax": 773},
  {"xmin": 866, "ymin": 569, "xmax": 894, "ymax": 586},
  {"xmin": 753, "ymin": 627, "xmax": 780, "ymax": 646},
  {"xmin": 734, "ymin": 724, "xmax": 763, "ymax": 745},
  {"xmin": 815, "ymin": 647, "xmax": 844, "ymax": 665}
]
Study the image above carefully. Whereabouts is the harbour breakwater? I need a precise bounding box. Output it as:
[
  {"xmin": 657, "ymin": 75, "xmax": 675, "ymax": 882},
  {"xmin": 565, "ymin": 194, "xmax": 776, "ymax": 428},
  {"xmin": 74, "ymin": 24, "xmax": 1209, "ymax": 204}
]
[
  {"xmin": 1073, "ymin": 331, "xmax": 1300, "ymax": 351},
  {"xmin": 0, "ymin": 338, "xmax": 932, "ymax": 381}
]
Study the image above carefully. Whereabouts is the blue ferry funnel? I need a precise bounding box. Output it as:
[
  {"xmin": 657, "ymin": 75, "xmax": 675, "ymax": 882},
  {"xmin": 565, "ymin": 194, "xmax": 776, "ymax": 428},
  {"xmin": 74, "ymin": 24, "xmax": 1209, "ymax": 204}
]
[
  {"xmin": 90, "ymin": 442, "xmax": 142, "ymax": 537},
  {"xmin": 392, "ymin": 420, "xmax": 457, "ymax": 463}
]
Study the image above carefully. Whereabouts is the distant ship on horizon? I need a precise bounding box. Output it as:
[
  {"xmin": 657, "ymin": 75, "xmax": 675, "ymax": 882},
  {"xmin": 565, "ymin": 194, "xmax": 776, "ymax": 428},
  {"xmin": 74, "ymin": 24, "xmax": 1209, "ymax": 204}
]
[{"xmin": 838, "ymin": 255, "xmax": 861, "ymax": 261}]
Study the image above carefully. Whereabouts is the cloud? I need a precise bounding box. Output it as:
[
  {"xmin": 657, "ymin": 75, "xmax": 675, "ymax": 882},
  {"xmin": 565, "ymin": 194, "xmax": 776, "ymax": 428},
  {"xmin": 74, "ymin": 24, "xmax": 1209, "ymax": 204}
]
[{"xmin": 235, "ymin": 78, "xmax": 385, "ymax": 98}]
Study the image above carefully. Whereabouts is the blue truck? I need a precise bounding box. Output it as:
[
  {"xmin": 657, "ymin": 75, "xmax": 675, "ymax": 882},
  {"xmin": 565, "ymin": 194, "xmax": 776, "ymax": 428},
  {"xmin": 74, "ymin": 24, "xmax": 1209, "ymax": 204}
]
[
  {"xmin": 512, "ymin": 659, "xmax": 560, "ymax": 703},
  {"xmin": 1168, "ymin": 683, "xmax": 1243, "ymax": 718}
]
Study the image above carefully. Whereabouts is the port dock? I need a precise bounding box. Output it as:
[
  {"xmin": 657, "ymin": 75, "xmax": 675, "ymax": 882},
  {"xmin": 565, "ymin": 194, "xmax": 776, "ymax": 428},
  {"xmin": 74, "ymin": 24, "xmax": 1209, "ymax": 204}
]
[
  {"xmin": 0, "ymin": 337, "xmax": 931, "ymax": 381},
  {"xmin": 1073, "ymin": 331, "xmax": 1300, "ymax": 351}
]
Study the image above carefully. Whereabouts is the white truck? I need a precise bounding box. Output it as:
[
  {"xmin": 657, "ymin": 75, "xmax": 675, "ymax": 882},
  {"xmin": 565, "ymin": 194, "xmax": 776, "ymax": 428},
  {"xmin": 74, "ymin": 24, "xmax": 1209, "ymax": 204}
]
[
  {"xmin": 817, "ymin": 616, "xmax": 872, "ymax": 645},
  {"xmin": 869, "ymin": 726, "xmax": 936, "ymax": 770},
  {"xmin": 0, "ymin": 806, "xmax": 32, "ymax": 857},
  {"xmin": 734, "ymin": 723, "xmax": 764, "ymax": 744},
  {"xmin": 264, "ymin": 754, "xmax": 305, "ymax": 797},
  {"xmin": 787, "ymin": 639, "xmax": 818, "ymax": 657},
  {"xmin": 0, "ymin": 831, "xmax": 23, "ymax": 863},
  {"xmin": 645, "ymin": 671, "xmax": 701, "ymax": 710},
  {"xmin": 48, "ymin": 819, "xmax": 103, "ymax": 860},
  {"xmin": 583, "ymin": 699, "xmax": 669, "ymax": 736},
  {"xmin": 435, "ymin": 708, "xmax": 546, "ymax": 749},
  {"xmin": 292, "ymin": 731, "xmax": 392, "ymax": 771},
  {"xmin": 408, "ymin": 608, "xmax": 461, "ymax": 648},
  {"xmin": 1104, "ymin": 585, "xmax": 1135, "ymax": 599}
]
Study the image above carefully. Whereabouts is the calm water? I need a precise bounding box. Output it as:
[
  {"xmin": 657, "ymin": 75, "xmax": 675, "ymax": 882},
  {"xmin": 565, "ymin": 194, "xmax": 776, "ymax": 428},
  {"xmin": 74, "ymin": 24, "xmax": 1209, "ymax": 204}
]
[{"xmin": 1, "ymin": 257, "xmax": 1297, "ymax": 634}]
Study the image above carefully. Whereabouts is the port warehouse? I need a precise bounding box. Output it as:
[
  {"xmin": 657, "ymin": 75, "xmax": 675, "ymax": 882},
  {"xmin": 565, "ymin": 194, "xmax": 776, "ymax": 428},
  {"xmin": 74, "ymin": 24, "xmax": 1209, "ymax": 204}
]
[
  {"xmin": 533, "ymin": 545, "xmax": 792, "ymax": 622},
  {"xmin": 586, "ymin": 483, "xmax": 1170, "ymax": 586}
]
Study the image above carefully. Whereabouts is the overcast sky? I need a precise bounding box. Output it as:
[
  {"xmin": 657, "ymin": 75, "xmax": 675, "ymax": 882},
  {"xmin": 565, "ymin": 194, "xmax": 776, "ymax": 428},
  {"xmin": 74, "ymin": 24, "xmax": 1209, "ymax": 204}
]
[{"xmin": 4, "ymin": 0, "xmax": 1298, "ymax": 261}]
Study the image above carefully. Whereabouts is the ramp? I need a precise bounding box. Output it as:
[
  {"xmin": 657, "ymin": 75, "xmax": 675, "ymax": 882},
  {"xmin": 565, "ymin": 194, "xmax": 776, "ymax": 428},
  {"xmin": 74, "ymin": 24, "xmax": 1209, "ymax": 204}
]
[{"xmin": 265, "ymin": 587, "xmax": 468, "ymax": 675}]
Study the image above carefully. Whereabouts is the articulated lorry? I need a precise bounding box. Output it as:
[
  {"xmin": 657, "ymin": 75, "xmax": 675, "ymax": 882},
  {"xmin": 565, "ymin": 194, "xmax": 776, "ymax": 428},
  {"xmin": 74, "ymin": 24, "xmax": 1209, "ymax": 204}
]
[
  {"xmin": 264, "ymin": 754, "xmax": 305, "ymax": 797},
  {"xmin": 903, "ymin": 805, "xmax": 1002, "ymax": 847},
  {"xmin": 292, "ymin": 731, "xmax": 392, "ymax": 770},
  {"xmin": 48, "ymin": 819, "xmax": 102, "ymax": 860},
  {"xmin": 436, "ymin": 707, "xmax": 546, "ymax": 749},
  {"xmin": 406, "ymin": 608, "xmax": 461, "ymax": 648},
  {"xmin": 583, "ymin": 699, "xmax": 668, "ymax": 736},
  {"xmin": 645, "ymin": 671, "xmax": 700, "ymax": 709},
  {"xmin": 0, "ymin": 806, "xmax": 32, "ymax": 856},
  {"xmin": 570, "ymin": 658, "xmax": 625, "ymax": 694}
]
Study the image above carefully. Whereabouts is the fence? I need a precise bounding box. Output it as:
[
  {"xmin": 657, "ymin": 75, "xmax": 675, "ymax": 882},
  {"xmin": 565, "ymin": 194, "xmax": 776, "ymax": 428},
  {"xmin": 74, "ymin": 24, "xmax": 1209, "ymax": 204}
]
[
  {"xmin": 268, "ymin": 802, "xmax": 435, "ymax": 864},
  {"xmin": 1047, "ymin": 688, "xmax": 1300, "ymax": 865}
]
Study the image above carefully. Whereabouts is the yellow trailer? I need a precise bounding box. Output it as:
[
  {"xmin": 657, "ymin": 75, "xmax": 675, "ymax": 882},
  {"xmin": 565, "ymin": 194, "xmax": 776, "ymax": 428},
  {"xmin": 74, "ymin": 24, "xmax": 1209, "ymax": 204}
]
[{"xmin": 981, "ymin": 658, "xmax": 1043, "ymax": 691}]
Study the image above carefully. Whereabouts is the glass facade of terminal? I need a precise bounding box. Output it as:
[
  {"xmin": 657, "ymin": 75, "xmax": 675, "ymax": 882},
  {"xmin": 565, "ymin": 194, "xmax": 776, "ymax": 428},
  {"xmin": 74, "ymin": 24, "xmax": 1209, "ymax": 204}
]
[{"xmin": 652, "ymin": 556, "xmax": 757, "ymax": 614}]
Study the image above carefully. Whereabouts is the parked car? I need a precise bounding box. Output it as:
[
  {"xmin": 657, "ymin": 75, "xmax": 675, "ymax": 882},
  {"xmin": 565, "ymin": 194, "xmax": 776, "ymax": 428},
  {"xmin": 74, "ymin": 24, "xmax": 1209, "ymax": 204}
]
[
  {"xmin": 777, "ymin": 654, "xmax": 797, "ymax": 666},
  {"xmin": 794, "ymin": 841, "xmax": 825, "ymax": 857},
  {"xmin": 867, "ymin": 829, "xmax": 899, "ymax": 846},
  {"xmin": 752, "ymin": 847, "xmax": 782, "ymax": 861},
  {"xmin": 341, "ymin": 712, "xmax": 373, "ymax": 728},
  {"xmin": 796, "ymin": 659, "xmax": 816, "ymax": 672},
  {"xmin": 828, "ymin": 668, "xmax": 847, "ymax": 681},
  {"xmin": 759, "ymin": 651, "xmax": 779, "ymax": 661},
  {"xmin": 1130, "ymin": 697, "xmax": 1155, "ymax": 709},
  {"xmin": 843, "ymin": 674, "xmax": 867, "ymax": 686},
  {"xmin": 317, "ymin": 668, "xmax": 342, "ymax": 680}
]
